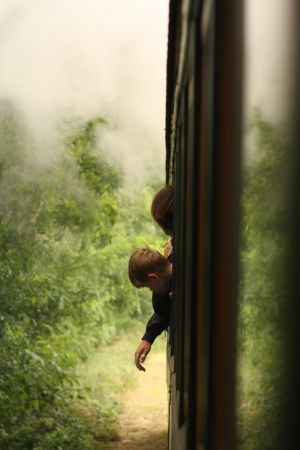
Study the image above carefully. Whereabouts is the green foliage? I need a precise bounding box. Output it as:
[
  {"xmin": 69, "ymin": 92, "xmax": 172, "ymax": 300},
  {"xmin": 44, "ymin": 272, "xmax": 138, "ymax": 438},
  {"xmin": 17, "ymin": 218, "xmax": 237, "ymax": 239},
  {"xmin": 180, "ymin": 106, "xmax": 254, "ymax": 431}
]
[
  {"xmin": 68, "ymin": 118, "xmax": 121, "ymax": 196},
  {"xmin": 0, "ymin": 111, "xmax": 165, "ymax": 449},
  {"xmin": 236, "ymin": 113, "xmax": 286, "ymax": 450}
]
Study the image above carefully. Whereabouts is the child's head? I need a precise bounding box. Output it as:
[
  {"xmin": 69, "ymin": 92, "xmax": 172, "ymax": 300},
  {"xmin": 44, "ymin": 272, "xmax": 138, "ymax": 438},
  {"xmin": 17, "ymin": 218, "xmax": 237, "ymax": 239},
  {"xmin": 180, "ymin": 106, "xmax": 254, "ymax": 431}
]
[
  {"xmin": 128, "ymin": 248, "xmax": 172, "ymax": 293},
  {"xmin": 151, "ymin": 185, "xmax": 174, "ymax": 236}
]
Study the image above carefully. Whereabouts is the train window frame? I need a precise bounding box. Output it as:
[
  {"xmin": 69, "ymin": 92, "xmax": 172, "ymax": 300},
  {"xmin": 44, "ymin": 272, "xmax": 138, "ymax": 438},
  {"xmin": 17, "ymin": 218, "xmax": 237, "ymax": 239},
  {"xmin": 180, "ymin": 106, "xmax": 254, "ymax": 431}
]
[{"xmin": 165, "ymin": 1, "xmax": 244, "ymax": 449}]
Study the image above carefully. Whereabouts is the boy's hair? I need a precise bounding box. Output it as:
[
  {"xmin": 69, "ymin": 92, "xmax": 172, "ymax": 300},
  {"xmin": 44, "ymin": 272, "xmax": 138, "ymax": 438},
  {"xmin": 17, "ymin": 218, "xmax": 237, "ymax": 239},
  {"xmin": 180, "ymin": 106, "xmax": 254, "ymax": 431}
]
[
  {"xmin": 128, "ymin": 248, "xmax": 169, "ymax": 286},
  {"xmin": 151, "ymin": 185, "xmax": 174, "ymax": 235}
]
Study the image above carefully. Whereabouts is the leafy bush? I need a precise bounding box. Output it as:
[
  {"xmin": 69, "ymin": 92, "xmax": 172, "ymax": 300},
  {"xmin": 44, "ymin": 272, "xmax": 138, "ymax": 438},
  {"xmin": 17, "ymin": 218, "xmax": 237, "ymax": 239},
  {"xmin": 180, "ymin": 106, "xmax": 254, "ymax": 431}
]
[
  {"xmin": 0, "ymin": 109, "xmax": 165, "ymax": 449},
  {"xmin": 236, "ymin": 113, "xmax": 286, "ymax": 449}
]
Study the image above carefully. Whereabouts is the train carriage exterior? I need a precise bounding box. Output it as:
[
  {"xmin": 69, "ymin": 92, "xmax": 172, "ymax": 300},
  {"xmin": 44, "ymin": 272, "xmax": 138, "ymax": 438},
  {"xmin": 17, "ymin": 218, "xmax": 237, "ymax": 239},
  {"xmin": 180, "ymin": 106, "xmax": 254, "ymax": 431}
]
[{"xmin": 165, "ymin": 0, "xmax": 300, "ymax": 449}]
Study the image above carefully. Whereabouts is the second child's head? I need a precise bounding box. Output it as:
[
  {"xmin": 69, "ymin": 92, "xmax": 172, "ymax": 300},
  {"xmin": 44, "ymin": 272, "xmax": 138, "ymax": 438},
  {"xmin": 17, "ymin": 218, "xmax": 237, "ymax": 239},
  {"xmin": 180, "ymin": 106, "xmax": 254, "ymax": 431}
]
[
  {"xmin": 151, "ymin": 185, "xmax": 174, "ymax": 236},
  {"xmin": 128, "ymin": 248, "xmax": 172, "ymax": 293}
]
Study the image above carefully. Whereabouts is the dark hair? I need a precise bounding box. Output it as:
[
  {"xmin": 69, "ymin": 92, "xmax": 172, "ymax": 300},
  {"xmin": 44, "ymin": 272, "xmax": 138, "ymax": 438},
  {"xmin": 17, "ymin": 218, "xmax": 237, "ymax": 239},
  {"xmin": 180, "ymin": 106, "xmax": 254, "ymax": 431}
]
[
  {"xmin": 128, "ymin": 248, "xmax": 169, "ymax": 286},
  {"xmin": 151, "ymin": 185, "xmax": 174, "ymax": 235}
]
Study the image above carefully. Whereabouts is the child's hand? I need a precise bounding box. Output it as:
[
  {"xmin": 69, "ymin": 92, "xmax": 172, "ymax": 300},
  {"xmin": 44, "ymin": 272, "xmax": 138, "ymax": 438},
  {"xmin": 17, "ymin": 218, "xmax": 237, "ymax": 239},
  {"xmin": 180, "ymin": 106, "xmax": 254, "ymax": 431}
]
[{"xmin": 134, "ymin": 340, "xmax": 151, "ymax": 371}]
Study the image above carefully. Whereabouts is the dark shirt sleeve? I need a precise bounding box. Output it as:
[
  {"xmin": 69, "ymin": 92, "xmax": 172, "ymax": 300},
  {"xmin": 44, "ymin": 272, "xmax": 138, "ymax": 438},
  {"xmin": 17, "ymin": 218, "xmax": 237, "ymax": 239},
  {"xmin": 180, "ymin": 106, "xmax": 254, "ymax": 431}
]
[{"xmin": 142, "ymin": 292, "xmax": 171, "ymax": 344}]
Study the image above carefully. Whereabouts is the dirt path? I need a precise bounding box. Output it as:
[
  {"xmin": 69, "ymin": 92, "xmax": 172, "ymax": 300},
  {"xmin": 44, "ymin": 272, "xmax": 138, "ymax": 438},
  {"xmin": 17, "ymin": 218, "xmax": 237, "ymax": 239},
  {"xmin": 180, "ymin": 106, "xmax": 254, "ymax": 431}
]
[{"xmin": 103, "ymin": 351, "xmax": 168, "ymax": 450}]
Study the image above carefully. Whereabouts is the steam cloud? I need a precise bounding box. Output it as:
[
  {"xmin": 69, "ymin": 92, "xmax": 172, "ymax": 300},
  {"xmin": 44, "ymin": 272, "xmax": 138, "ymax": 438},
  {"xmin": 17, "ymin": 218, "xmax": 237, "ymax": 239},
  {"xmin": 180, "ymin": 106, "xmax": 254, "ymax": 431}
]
[
  {"xmin": 0, "ymin": 0, "xmax": 293, "ymax": 178},
  {"xmin": 245, "ymin": 0, "xmax": 293, "ymax": 122},
  {"xmin": 0, "ymin": 0, "xmax": 169, "ymax": 182}
]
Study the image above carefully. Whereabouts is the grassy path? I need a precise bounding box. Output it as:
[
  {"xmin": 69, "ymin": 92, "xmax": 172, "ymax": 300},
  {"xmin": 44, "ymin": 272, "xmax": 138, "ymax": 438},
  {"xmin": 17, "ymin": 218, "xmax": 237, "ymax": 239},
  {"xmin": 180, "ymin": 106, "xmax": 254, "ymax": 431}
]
[
  {"xmin": 106, "ymin": 351, "xmax": 168, "ymax": 450},
  {"xmin": 77, "ymin": 326, "xmax": 168, "ymax": 450}
]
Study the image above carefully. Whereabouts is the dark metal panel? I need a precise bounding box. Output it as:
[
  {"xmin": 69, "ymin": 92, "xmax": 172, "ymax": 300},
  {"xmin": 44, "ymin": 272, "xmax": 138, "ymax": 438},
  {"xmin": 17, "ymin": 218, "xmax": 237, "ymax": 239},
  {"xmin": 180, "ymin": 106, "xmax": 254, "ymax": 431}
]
[
  {"xmin": 183, "ymin": 20, "xmax": 199, "ymax": 450},
  {"xmin": 208, "ymin": 0, "xmax": 244, "ymax": 449},
  {"xmin": 166, "ymin": 1, "xmax": 243, "ymax": 450},
  {"xmin": 193, "ymin": 0, "xmax": 244, "ymax": 449},
  {"xmin": 166, "ymin": 0, "xmax": 182, "ymax": 182},
  {"xmin": 194, "ymin": 3, "xmax": 215, "ymax": 448}
]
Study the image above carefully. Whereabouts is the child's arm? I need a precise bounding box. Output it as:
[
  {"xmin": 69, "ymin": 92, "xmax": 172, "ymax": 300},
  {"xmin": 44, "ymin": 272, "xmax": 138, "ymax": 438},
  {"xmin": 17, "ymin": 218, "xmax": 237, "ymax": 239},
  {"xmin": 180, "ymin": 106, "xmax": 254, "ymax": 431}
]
[
  {"xmin": 134, "ymin": 291, "xmax": 171, "ymax": 371},
  {"xmin": 134, "ymin": 313, "xmax": 166, "ymax": 371},
  {"xmin": 134, "ymin": 292, "xmax": 172, "ymax": 371},
  {"xmin": 142, "ymin": 312, "xmax": 170, "ymax": 343}
]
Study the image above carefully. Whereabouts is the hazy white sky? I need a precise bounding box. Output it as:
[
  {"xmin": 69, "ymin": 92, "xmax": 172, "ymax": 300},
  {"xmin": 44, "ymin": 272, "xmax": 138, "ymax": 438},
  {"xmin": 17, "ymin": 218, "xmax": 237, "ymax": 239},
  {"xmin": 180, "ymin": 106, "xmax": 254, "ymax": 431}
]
[
  {"xmin": 0, "ymin": 0, "xmax": 293, "ymax": 177},
  {"xmin": 0, "ymin": 0, "xmax": 169, "ymax": 180},
  {"xmin": 245, "ymin": 0, "xmax": 293, "ymax": 122}
]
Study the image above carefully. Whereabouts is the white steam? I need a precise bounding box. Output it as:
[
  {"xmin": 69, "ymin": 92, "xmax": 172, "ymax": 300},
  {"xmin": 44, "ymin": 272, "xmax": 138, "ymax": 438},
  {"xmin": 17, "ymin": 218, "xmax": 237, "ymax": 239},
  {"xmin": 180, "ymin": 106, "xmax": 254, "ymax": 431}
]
[
  {"xmin": 0, "ymin": 0, "xmax": 168, "ymax": 181},
  {"xmin": 245, "ymin": 0, "xmax": 294, "ymax": 122}
]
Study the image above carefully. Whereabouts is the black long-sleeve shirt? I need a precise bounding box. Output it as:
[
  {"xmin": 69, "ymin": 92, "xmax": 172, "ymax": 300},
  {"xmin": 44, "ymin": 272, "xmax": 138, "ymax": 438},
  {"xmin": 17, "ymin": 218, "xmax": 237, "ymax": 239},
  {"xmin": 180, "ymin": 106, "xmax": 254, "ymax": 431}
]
[
  {"xmin": 142, "ymin": 290, "xmax": 171, "ymax": 344},
  {"xmin": 142, "ymin": 246, "xmax": 173, "ymax": 344}
]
